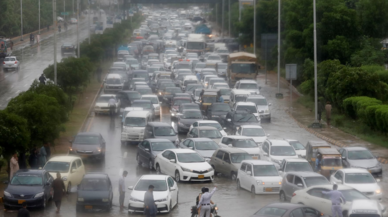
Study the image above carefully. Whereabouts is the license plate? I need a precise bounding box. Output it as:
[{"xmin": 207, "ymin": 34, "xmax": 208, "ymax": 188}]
[
  {"xmin": 368, "ymin": 170, "xmax": 372, "ymax": 173},
  {"xmin": 198, "ymin": 175, "xmax": 204, "ymax": 179},
  {"xmin": 265, "ymin": 188, "xmax": 273, "ymax": 192},
  {"xmin": 18, "ymin": 200, "xmax": 26, "ymax": 204},
  {"xmin": 85, "ymin": 205, "xmax": 93, "ymax": 209},
  {"xmin": 252, "ymin": 156, "xmax": 258, "ymax": 159}
]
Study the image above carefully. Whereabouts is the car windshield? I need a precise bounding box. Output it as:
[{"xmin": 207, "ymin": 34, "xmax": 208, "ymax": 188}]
[
  {"xmin": 247, "ymin": 98, "xmax": 268, "ymax": 106},
  {"xmin": 235, "ymin": 95, "xmax": 248, "ymax": 102},
  {"xmin": 166, "ymin": 88, "xmax": 182, "ymax": 94},
  {"xmin": 285, "ymin": 162, "xmax": 313, "ymax": 172},
  {"xmin": 132, "ymin": 102, "xmax": 151, "ymax": 109},
  {"xmin": 217, "ymin": 64, "xmax": 227, "ymax": 69},
  {"xmin": 135, "ymin": 180, "xmax": 167, "ymax": 191},
  {"xmin": 142, "ymin": 97, "xmax": 158, "ymax": 104},
  {"xmin": 242, "ymin": 128, "xmax": 265, "ymax": 137},
  {"xmin": 187, "ymin": 42, "xmax": 204, "ymax": 49},
  {"xmin": 182, "ymin": 111, "xmax": 202, "ymax": 119},
  {"xmin": 151, "ymin": 142, "xmax": 176, "ymax": 151},
  {"xmin": 321, "ymin": 158, "xmax": 342, "ymax": 167},
  {"xmin": 231, "ymin": 153, "xmax": 253, "ymax": 163},
  {"xmin": 177, "ymin": 153, "xmax": 205, "ymax": 163},
  {"xmin": 253, "ymin": 165, "xmax": 279, "ymax": 176},
  {"xmin": 126, "ymin": 92, "xmax": 141, "ymax": 99},
  {"xmin": 339, "ymin": 189, "xmax": 368, "ymax": 201},
  {"xmin": 202, "ymin": 96, "xmax": 217, "ymax": 103},
  {"xmin": 137, "ymin": 89, "xmax": 153, "ymax": 95},
  {"xmin": 4, "ymin": 58, "xmax": 16, "ymax": 61},
  {"xmin": 208, "ymin": 56, "xmax": 221, "ymax": 60},
  {"xmin": 348, "ymin": 150, "xmax": 375, "ymax": 160},
  {"xmin": 234, "ymin": 113, "xmax": 258, "ymax": 122},
  {"xmin": 106, "ymin": 78, "xmax": 122, "ymax": 84},
  {"xmin": 43, "ymin": 161, "xmax": 70, "ymax": 173},
  {"xmin": 211, "ymin": 104, "xmax": 231, "ymax": 112},
  {"xmin": 186, "ymin": 85, "xmax": 203, "ymax": 92},
  {"xmin": 199, "ymin": 123, "xmax": 222, "ymax": 130},
  {"xmin": 289, "ymin": 141, "xmax": 305, "ymax": 150},
  {"xmin": 199, "ymin": 129, "xmax": 222, "ymax": 138},
  {"xmin": 345, "ymin": 173, "xmax": 376, "ymax": 184},
  {"xmin": 195, "ymin": 63, "xmax": 206, "ymax": 69},
  {"xmin": 127, "ymin": 59, "xmax": 139, "ymax": 64},
  {"xmin": 154, "ymin": 127, "xmax": 176, "ymax": 136},
  {"xmin": 174, "ymin": 99, "xmax": 191, "ymax": 106},
  {"xmin": 73, "ymin": 135, "xmax": 100, "ymax": 144},
  {"xmin": 125, "ymin": 117, "xmax": 146, "ymax": 127},
  {"xmin": 233, "ymin": 139, "xmax": 258, "ymax": 148},
  {"xmin": 304, "ymin": 177, "xmax": 330, "ymax": 187},
  {"xmin": 79, "ymin": 178, "xmax": 109, "ymax": 191},
  {"xmin": 255, "ymin": 207, "xmax": 287, "ymax": 216},
  {"xmin": 11, "ymin": 174, "xmax": 42, "ymax": 186},
  {"xmin": 271, "ymin": 146, "xmax": 296, "ymax": 156},
  {"xmin": 195, "ymin": 141, "xmax": 219, "ymax": 150},
  {"xmin": 236, "ymin": 105, "xmax": 257, "ymax": 113},
  {"xmin": 97, "ymin": 96, "xmax": 112, "ymax": 103},
  {"xmin": 176, "ymin": 64, "xmax": 191, "ymax": 69}
]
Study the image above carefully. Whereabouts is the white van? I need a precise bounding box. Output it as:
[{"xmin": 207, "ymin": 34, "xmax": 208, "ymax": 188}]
[
  {"xmin": 104, "ymin": 74, "xmax": 124, "ymax": 93},
  {"xmin": 229, "ymin": 89, "xmax": 251, "ymax": 108},
  {"xmin": 121, "ymin": 111, "xmax": 152, "ymax": 145}
]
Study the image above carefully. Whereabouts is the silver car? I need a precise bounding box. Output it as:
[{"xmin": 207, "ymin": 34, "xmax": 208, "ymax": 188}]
[
  {"xmin": 339, "ymin": 147, "xmax": 382, "ymax": 177},
  {"xmin": 279, "ymin": 172, "xmax": 330, "ymax": 202},
  {"xmin": 3, "ymin": 56, "xmax": 20, "ymax": 72},
  {"xmin": 179, "ymin": 138, "xmax": 219, "ymax": 162},
  {"xmin": 209, "ymin": 148, "xmax": 252, "ymax": 180}
]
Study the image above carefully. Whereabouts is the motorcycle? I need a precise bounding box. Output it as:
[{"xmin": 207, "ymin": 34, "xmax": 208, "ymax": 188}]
[{"xmin": 191, "ymin": 204, "xmax": 220, "ymax": 217}]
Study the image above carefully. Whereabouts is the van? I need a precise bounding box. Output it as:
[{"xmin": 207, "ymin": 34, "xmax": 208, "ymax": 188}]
[
  {"xmin": 121, "ymin": 111, "xmax": 152, "ymax": 145},
  {"xmin": 229, "ymin": 89, "xmax": 251, "ymax": 108},
  {"xmin": 143, "ymin": 122, "xmax": 179, "ymax": 145},
  {"xmin": 104, "ymin": 74, "xmax": 124, "ymax": 93}
]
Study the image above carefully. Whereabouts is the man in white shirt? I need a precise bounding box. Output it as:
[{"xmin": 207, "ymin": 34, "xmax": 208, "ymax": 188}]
[
  {"xmin": 119, "ymin": 170, "xmax": 128, "ymax": 210},
  {"xmin": 197, "ymin": 187, "xmax": 217, "ymax": 217},
  {"xmin": 108, "ymin": 96, "xmax": 117, "ymax": 116}
]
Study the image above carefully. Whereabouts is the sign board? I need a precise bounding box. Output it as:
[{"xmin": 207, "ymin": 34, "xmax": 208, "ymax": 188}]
[
  {"xmin": 261, "ymin": 33, "xmax": 277, "ymax": 61},
  {"xmin": 60, "ymin": 12, "xmax": 70, "ymax": 16},
  {"xmin": 285, "ymin": 64, "xmax": 297, "ymax": 80}
]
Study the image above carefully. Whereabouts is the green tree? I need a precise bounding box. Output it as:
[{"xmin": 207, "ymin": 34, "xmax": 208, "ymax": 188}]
[
  {"xmin": 356, "ymin": 0, "xmax": 388, "ymax": 39},
  {"xmin": 350, "ymin": 37, "xmax": 386, "ymax": 66}
]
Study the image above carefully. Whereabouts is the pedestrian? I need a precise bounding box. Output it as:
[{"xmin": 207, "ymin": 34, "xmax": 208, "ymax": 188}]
[
  {"xmin": 38, "ymin": 145, "xmax": 47, "ymax": 167},
  {"xmin": 197, "ymin": 187, "xmax": 217, "ymax": 217},
  {"xmin": 44, "ymin": 143, "xmax": 51, "ymax": 160},
  {"xmin": 10, "ymin": 40, "xmax": 14, "ymax": 50},
  {"xmin": 322, "ymin": 184, "xmax": 346, "ymax": 217},
  {"xmin": 196, "ymin": 71, "xmax": 201, "ymax": 81},
  {"xmin": 325, "ymin": 101, "xmax": 332, "ymax": 127},
  {"xmin": 144, "ymin": 185, "xmax": 157, "ymax": 217},
  {"xmin": 96, "ymin": 65, "xmax": 102, "ymax": 82},
  {"xmin": 119, "ymin": 170, "xmax": 128, "ymax": 211},
  {"xmin": 10, "ymin": 153, "xmax": 19, "ymax": 180},
  {"xmin": 315, "ymin": 153, "xmax": 322, "ymax": 172},
  {"xmin": 109, "ymin": 96, "xmax": 117, "ymax": 117},
  {"xmin": 28, "ymin": 147, "xmax": 38, "ymax": 169},
  {"xmin": 39, "ymin": 74, "xmax": 46, "ymax": 85},
  {"xmin": 53, "ymin": 172, "xmax": 66, "ymax": 213},
  {"xmin": 317, "ymin": 100, "xmax": 323, "ymax": 123},
  {"xmin": 17, "ymin": 202, "xmax": 30, "ymax": 217}
]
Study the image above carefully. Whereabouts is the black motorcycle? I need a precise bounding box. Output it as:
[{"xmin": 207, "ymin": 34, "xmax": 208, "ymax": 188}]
[{"xmin": 191, "ymin": 204, "xmax": 220, "ymax": 217}]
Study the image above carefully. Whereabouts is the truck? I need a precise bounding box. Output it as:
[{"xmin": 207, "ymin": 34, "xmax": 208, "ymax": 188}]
[
  {"xmin": 227, "ymin": 52, "xmax": 259, "ymax": 86},
  {"xmin": 195, "ymin": 24, "xmax": 211, "ymax": 35},
  {"xmin": 185, "ymin": 34, "xmax": 206, "ymax": 56},
  {"xmin": 0, "ymin": 37, "xmax": 13, "ymax": 58}
]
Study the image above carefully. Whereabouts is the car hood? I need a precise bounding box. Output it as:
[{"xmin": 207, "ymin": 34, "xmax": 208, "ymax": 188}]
[
  {"xmin": 236, "ymin": 147, "xmax": 261, "ymax": 155},
  {"xmin": 179, "ymin": 162, "xmax": 212, "ymax": 171},
  {"xmin": 72, "ymin": 144, "xmax": 100, "ymax": 151},
  {"xmin": 130, "ymin": 190, "xmax": 169, "ymax": 201},
  {"xmin": 250, "ymin": 137, "xmax": 267, "ymax": 143},
  {"xmin": 154, "ymin": 135, "xmax": 178, "ymax": 142},
  {"xmin": 348, "ymin": 159, "xmax": 379, "ymax": 168},
  {"xmin": 78, "ymin": 190, "xmax": 110, "ymax": 200},
  {"xmin": 196, "ymin": 150, "xmax": 217, "ymax": 158},
  {"xmin": 295, "ymin": 150, "xmax": 307, "ymax": 157},
  {"xmin": 257, "ymin": 105, "xmax": 269, "ymax": 112},
  {"xmin": 344, "ymin": 183, "xmax": 380, "ymax": 193},
  {"xmin": 5, "ymin": 185, "xmax": 44, "ymax": 195}
]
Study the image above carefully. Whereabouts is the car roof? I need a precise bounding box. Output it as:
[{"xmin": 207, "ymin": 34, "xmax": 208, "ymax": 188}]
[
  {"xmin": 196, "ymin": 120, "xmax": 220, "ymax": 124},
  {"xmin": 231, "ymin": 89, "xmax": 251, "ymax": 94},
  {"xmin": 187, "ymin": 138, "xmax": 216, "ymax": 142},
  {"xmin": 193, "ymin": 126, "xmax": 218, "ymax": 130},
  {"xmin": 236, "ymin": 102, "xmax": 256, "ymax": 106},
  {"xmin": 139, "ymin": 174, "xmax": 169, "ymax": 180},
  {"xmin": 142, "ymin": 95, "xmax": 158, "ymax": 98},
  {"xmin": 284, "ymin": 158, "xmax": 308, "ymax": 163},
  {"xmin": 106, "ymin": 74, "xmax": 122, "ymax": 78},
  {"xmin": 123, "ymin": 107, "xmax": 143, "ymax": 112},
  {"xmin": 224, "ymin": 135, "xmax": 250, "ymax": 139},
  {"xmin": 169, "ymin": 149, "xmax": 197, "ymax": 154},
  {"xmin": 183, "ymin": 109, "xmax": 201, "ymax": 112},
  {"xmin": 338, "ymin": 168, "xmax": 371, "ymax": 174},
  {"xmin": 238, "ymin": 79, "xmax": 257, "ymax": 84},
  {"xmin": 125, "ymin": 111, "xmax": 150, "ymax": 118},
  {"xmin": 48, "ymin": 155, "xmax": 82, "ymax": 162},
  {"xmin": 342, "ymin": 147, "xmax": 368, "ymax": 151},
  {"xmin": 246, "ymin": 95, "xmax": 266, "ymax": 99},
  {"xmin": 242, "ymin": 160, "xmax": 275, "ymax": 165},
  {"xmin": 267, "ymin": 139, "xmax": 293, "ymax": 146},
  {"xmin": 145, "ymin": 138, "xmax": 173, "ymax": 143},
  {"xmin": 285, "ymin": 171, "xmax": 326, "ymax": 178},
  {"xmin": 100, "ymin": 94, "xmax": 117, "ymax": 98},
  {"xmin": 15, "ymin": 169, "xmax": 46, "ymax": 175}
]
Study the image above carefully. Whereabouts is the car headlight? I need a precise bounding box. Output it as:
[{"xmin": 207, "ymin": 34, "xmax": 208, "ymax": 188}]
[
  {"xmin": 256, "ymin": 180, "xmax": 264, "ymax": 185},
  {"xmin": 159, "ymin": 92, "xmax": 162, "ymax": 95},
  {"xmin": 97, "ymin": 148, "xmax": 101, "ymax": 152},
  {"xmin": 207, "ymin": 167, "xmax": 213, "ymax": 171},
  {"xmin": 155, "ymin": 198, "xmax": 167, "ymax": 202},
  {"xmin": 130, "ymin": 197, "xmax": 142, "ymax": 202},
  {"xmin": 34, "ymin": 192, "xmax": 44, "ymax": 198},
  {"xmin": 62, "ymin": 176, "xmax": 68, "ymax": 181},
  {"xmin": 78, "ymin": 198, "xmax": 84, "ymax": 202},
  {"xmin": 375, "ymin": 189, "xmax": 382, "ymax": 194},
  {"xmin": 102, "ymin": 198, "xmax": 109, "ymax": 202},
  {"xmin": 181, "ymin": 166, "xmax": 192, "ymax": 172},
  {"xmin": 4, "ymin": 191, "xmax": 12, "ymax": 198}
]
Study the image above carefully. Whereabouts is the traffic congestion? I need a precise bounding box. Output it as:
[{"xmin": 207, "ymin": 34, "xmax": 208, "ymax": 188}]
[{"xmin": 1, "ymin": 4, "xmax": 387, "ymax": 217}]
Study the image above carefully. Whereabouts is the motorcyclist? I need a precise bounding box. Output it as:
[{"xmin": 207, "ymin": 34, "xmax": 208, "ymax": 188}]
[
  {"xmin": 39, "ymin": 74, "xmax": 46, "ymax": 85},
  {"xmin": 196, "ymin": 187, "xmax": 215, "ymax": 217},
  {"xmin": 58, "ymin": 24, "xmax": 62, "ymax": 32},
  {"xmin": 30, "ymin": 33, "xmax": 34, "ymax": 42},
  {"xmin": 108, "ymin": 96, "xmax": 117, "ymax": 117}
]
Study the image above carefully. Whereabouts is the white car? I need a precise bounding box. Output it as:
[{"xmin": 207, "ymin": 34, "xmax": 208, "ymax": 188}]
[
  {"xmin": 70, "ymin": 18, "xmax": 78, "ymax": 24},
  {"xmin": 245, "ymin": 95, "xmax": 271, "ymax": 121},
  {"xmin": 154, "ymin": 149, "xmax": 214, "ymax": 182},
  {"xmin": 348, "ymin": 199, "xmax": 383, "ymax": 217},
  {"xmin": 233, "ymin": 102, "xmax": 259, "ymax": 117},
  {"xmin": 94, "ymin": 94, "xmax": 121, "ymax": 115},
  {"xmin": 206, "ymin": 54, "xmax": 223, "ymax": 64},
  {"xmin": 189, "ymin": 120, "xmax": 227, "ymax": 136},
  {"xmin": 285, "ymin": 139, "xmax": 306, "ymax": 158},
  {"xmin": 237, "ymin": 160, "xmax": 282, "ymax": 194},
  {"xmin": 235, "ymin": 125, "xmax": 267, "ymax": 145},
  {"xmin": 141, "ymin": 95, "xmax": 161, "ymax": 117},
  {"xmin": 43, "ymin": 156, "xmax": 85, "ymax": 193},
  {"xmin": 2, "ymin": 56, "xmax": 20, "ymax": 72},
  {"xmin": 260, "ymin": 139, "xmax": 299, "ymax": 168},
  {"xmin": 219, "ymin": 136, "xmax": 261, "ymax": 159},
  {"xmin": 330, "ymin": 168, "xmax": 382, "ymax": 200},
  {"xmin": 291, "ymin": 185, "xmax": 386, "ymax": 216},
  {"xmin": 234, "ymin": 79, "xmax": 261, "ymax": 94},
  {"xmin": 127, "ymin": 175, "xmax": 178, "ymax": 214}
]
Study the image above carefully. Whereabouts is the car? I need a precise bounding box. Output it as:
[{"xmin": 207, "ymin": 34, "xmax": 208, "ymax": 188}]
[
  {"xmin": 206, "ymin": 54, "xmax": 223, "ymax": 64},
  {"xmin": 136, "ymin": 87, "xmax": 153, "ymax": 95},
  {"xmin": 126, "ymin": 58, "xmax": 140, "ymax": 70},
  {"xmin": 137, "ymin": 139, "xmax": 177, "ymax": 170},
  {"xmin": 120, "ymin": 107, "xmax": 143, "ymax": 127},
  {"xmin": 43, "ymin": 156, "xmax": 86, "ymax": 193},
  {"xmin": 131, "ymin": 100, "xmax": 155, "ymax": 119},
  {"xmin": 348, "ymin": 199, "xmax": 383, "ymax": 217},
  {"xmin": 210, "ymin": 82, "xmax": 229, "ymax": 89},
  {"xmin": 61, "ymin": 43, "xmax": 76, "ymax": 55},
  {"xmin": 179, "ymin": 138, "xmax": 220, "ymax": 162},
  {"xmin": 162, "ymin": 87, "xmax": 183, "ymax": 104},
  {"xmin": 94, "ymin": 94, "xmax": 121, "ymax": 115},
  {"xmin": 69, "ymin": 132, "xmax": 106, "ymax": 160},
  {"xmin": 279, "ymin": 172, "xmax": 330, "ymax": 202},
  {"xmin": 141, "ymin": 95, "xmax": 161, "ymax": 117},
  {"xmin": 290, "ymin": 185, "xmax": 386, "ymax": 216},
  {"xmin": 330, "ymin": 168, "xmax": 382, "ymax": 200},
  {"xmin": 237, "ymin": 160, "xmax": 282, "ymax": 194},
  {"xmin": 284, "ymin": 139, "xmax": 306, "ymax": 158},
  {"xmin": 187, "ymin": 126, "xmax": 223, "ymax": 144},
  {"xmin": 170, "ymin": 96, "xmax": 193, "ymax": 116},
  {"xmin": 233, "ymin": 102, "xmax": 259, "ymax": 117},
  {"xmin": 116, "ymin": 91, "xmax": 142, "ymax": 108},
  {"xmin": 216, "ymin": 62, "xmax": 227, "ymax": 77},
  {"xmin": 260, "ymin": 139, "xmax": 299, "ymax": 168},
  {"xmin": 70, "ymin": 17, "xmax": 78, "ymax": 24},
  {"xmin": 175, "ymin": 103, "xmax": 201, "ymax": 119},
  {"xmin": 339, "ymin": 147, "xmax": 382, "ymax": 177},
  {"xmin": 210, "ymin": 148, "xmax": 252, "ymax": 180},
  {"xmin": 278, "ymin": 158, "xmax": 313, "ymax": 177},
  {"xmin": 189, "ymin": 120, "xmax": 227, "ymax": 136},
  {"xmin": 154, "ymin": 149, "xmax": 214, "ymax": 182},
  {"xmin": 185, "ymin": 83, "xmax": 203, "ymax": 94},
  {"xmin": 2, "ymin": 56, "xmax": 20, "ymax": 72},
  {"xmin": 223, "ymin": 111, "xmax": 261, "ymax": 134},
  {"xmin": 143, "ymin": 122, "xmax": 179, "ymax": 145},
  {"xmin": 121, "ymin": 110, "xmax": 152, "ymax": 145},
  {"xmin": 235, "ymin": 125, "xmax": 267, "ymax": 145},
  {"xmin": 104, "ymin": 74, "xmax": 125, "ymax": 93},
  {"xmin": 176, "ymin": 109, "xmax": 204, "ymax": 133},
  {"xmin": 206, "ymin": 102, "xmax": 231, "ymax": 124},
  {"xmin": 127, "ymin": 175, "xmax": 178, "ymax": 214},
  {"xmin": 219, "ymin": 136, "xmax": 261, "ymax": 159},
  {"xmin": 76, "ymin": 173, "xmax": 113, "ymax": 212},
  {"xmin": 245, "ymin": 95, "xmax": 271, "ymax": 121},
  {"xmin": 3, "ymin": 169, "xmax": 53, "ymax": 209},
  {"xmin": 234, "ymin": 79, "xmax": 261, "ymax": 94},
  {"xmin": 250, "ymin": 203, "xmax": 323, "ymax": 217}
]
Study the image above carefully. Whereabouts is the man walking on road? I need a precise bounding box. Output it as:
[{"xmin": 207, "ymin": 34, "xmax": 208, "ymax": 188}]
[
  {"xmin": 17, "ymin": 202, "xmax": 30, "ymax": 217},
  {"xmin": 109, "ymin": 96, "xmax": 117, "ymax": 117},
  {"xmin": 144, "ymin": 185, "xmax": 157, "ymax": 217},
  {"xmin": 197, "ymin": 187, "xmax": 217, "ymax": 217},
  {"xmin": 39, "ymin": 74, "xmax": 46, "ymax": 85},
  {"xmin": 38, "ymin": 145, "xmax": 47, "ymax": 167},
  {"xmin": 119, "ymin": 170, "xmax": 128, "ymax": 211},
  {"xmin": 325, "ymin": 101, "xmax": 332, "ymax": 127},
  {"xmin": 322, "ymin": 184, "xmax": 346, "ymax": 217},
  {"xmin": 53, "ymin": 172, "xmax": 66, "ymax": 213},
  {"xmin": 10, "ymin": 153, "xmax": 19, "ymax": 180}
]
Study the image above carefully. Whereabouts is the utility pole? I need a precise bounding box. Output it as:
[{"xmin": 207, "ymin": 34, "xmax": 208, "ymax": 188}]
[
  {"xmin": 20, "ymin": 0, "xmax": 23, "ymax": 41},
  {"xmin": 222, "ymin": 0, "xmax": 224, "ymax": 38},
  {"xmin": 253, "ymin": 0, "xmax": 256, "ymax": 54},
  {"xmin": 77, "ymin": 0, "xmax": 80, "ymax": 57},
  {"xmin": 216, "ymin": 3, "xmax": 218, "ymax": 29},
  {"xmin": 53, "ymin": 0, "xmax": 57, "ymax": 84},
  {"xmin": 239, "ymin": 1, "xmax": 241, "ymax": 21},
  {"xmin": 73, "ymin": 0, "xmax": 74, "ymax": 15},
  {"xmin": 228, "ymin": 0, "xmax": 231, "ymax": 37},
  {"xmin": 88, "ymin": 0, "xmax": 90, "ymax": 44},
  {"xmin": 277, "ymin": 0, "xmax": 281, "ymax": 94},
  {"xmin": 39, "ymin": 0, "xmax": 41, "ymax": 35},
  {"xmin": 313, "ymin": 0, "xmax": 318, "ymax": 121},
  {"xmin": 64, "ymin": 0, "xmax": 66, "ymax": 21}
]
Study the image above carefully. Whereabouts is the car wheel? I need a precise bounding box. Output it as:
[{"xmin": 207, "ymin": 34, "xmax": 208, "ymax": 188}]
[
  {"xmin": 342, "ymin": 211, "xmax": 348, "ymax": 217},
  {"xmin": 67, "ymin": 182, "xmax": 72, "ymax": 194},
  {"xmin": 237, "ymin": 179, "xmax": 241, "ymax": 190},
  {"xmin": 148, "ymin": 160, "xmax": 153, "ymax": 170},
  {"xmin": 169, "ymin": 200, "xmax": 172, "ymax": 212},
  {"xmin": 156, "ymin": 164, "xmax": 161, "ymax": 174},
  {"xmin": 251, "ymin": 186, "xmax": 255, "ymax": 195},
  {"xmin": 279, "ymin": 191, "xmax": 287, "ymax": 202},
  {"xmin": 231, "ymin": 172, "xmax": 237, "ymax": 181},
  {"xmin": 136, "ymin": 155, "xmax": 142, "ymax": 166},
  {"xmin": 175, "ymin": 170, "xmax": 181, "ymax": 182}
]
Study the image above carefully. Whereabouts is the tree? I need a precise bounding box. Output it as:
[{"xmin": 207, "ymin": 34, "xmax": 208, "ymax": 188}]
[
  {"xmin": 356, "ymin": 0, "xmax": 388, "ymax": 39},
  {"xmin": 350, "ymin": 37, "xmax": 386, "ymax": 66}
]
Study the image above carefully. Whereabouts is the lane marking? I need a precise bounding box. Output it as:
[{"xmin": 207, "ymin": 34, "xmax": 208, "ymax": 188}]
[
  {"xmin": 123, "ymin": 152, "xmax": 127, "ymax": 158},
  {"xmin": 86, "ymin": 115, "xmax": 94, "ymax": 132}
]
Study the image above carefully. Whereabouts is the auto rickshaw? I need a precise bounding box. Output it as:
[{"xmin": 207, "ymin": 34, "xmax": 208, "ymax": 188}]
[
  {"xmin": 316, "ymin": 148, "xmax": 343, "ymax": 179},
  {"xmin": 199, "ymin": 91, "xmax": 218, "ymax": 114},
  {"xmin": 306, "ymin": 140, "xmax": 331, "ymax": 168}
]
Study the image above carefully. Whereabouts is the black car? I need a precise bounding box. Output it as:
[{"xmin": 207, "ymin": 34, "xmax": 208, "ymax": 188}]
[
  {"xmin": 250, "ymin": 203, "xmax": 322, "ymax": 217},
  {"xmin": 3, "ymin": 169, "xmax": 53, "ymax": 209},
  {"xmin": 162, "ymin": 87, "xmax": 183, "ymax": 104},
  {"xmin": 207, "ymin": 103, "xmax": 231, "ymax": 123},
  {"xmin": 116, "ymin": 90, "xmax": 142, "ymax": 108},
  {"xmin": 143, "ymin": 122, "xmax": 179, "ymax": 144},
  {"xmin": 76, "ymin": 173, "xmax": 113, "ymax": 212},
  {"xmin": 176, "ymin": 109, "xmax": 204, "ymax": 133},
  {"xmin": 223, "ymin": 111, "xmax": 260, "ymax": 134},
  {"xmin": 137, "ymin": 139, "xmax": 177, "ymax": 170},
  {"xmin": 61, "ymin": 42, "xmax": 76, "ymax": 55},
  {"xmin": 176, "ymin": 103, "xmax": 201, "ymax": 119}
]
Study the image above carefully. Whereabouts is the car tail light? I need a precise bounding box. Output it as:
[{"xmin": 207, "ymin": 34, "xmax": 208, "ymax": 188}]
[
  {"xmin": 292, "ymin": 193, "xmax": 296, "ymax": 197},
  {"xmin": 15, "ymin": 61, "xmax": 17, "ymax": 64},
  {"xmin": 2, "ymin": 62, "xmax": 5, "ymax": 64}
]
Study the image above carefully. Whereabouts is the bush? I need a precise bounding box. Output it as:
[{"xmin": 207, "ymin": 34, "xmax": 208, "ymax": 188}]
[
  {"xmin": 364, "ymin": 105, "xmax": 385, "ymax": 130},
  {"xmin": 375, "ymin": 70, "xmax": 388, "ymax": 84},
  {"xmin": 343, "ymin": 96, "xmax": 382, "ymax": 120}
]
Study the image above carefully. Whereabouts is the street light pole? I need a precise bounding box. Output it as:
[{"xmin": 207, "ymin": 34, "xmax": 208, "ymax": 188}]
[
  {"xmin": 222, "ymin": 0, "xmax": 224, "ymax": 38},
  {"xmin": 253, "ymin": 0, "xmax": 256, "ymax": 54},
  {"xmin": 39, "ymin": 0, "xmax": 41, "ymax": 35},
  {"xmin": 277, "ymin": 0, "xmax": 281, "ymax": 94},
  {"xmin": 64, "ymin": 0, "xmax": 66, "ymax": 21},
  {"xmin": 20, "ymin": 0, "xmax": 23, "ymax": 41},
  {"xmin": 313, "ymin": 0, "xmax": 318, "ymax": 121},
  {"xmin": 88, "ymin": 0, "xmax": 90, "ymax": 44},
  {"xmin": 239, "ymin": 1, "xmax": 241, "ymax": 21},
  {"xmin": 53, "ymin": 0, "xmax": 57, "ymax": 84},
  {"xmin": 73, "ymin": 0, "xmax": 74, "ymax": 15},
  {"xmin": 77, "ymin": 0, "xmax": 80, "ymax": 57},
  {"xmin": 228, "ymin": 0, "xmax": 231, "ymax": 37}
]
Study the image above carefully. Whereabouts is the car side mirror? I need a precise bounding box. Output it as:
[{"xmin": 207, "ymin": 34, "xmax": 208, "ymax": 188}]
[
  {"xmin": 169, "ymin": 159, "xmax": 176, "ymax": 163},
  {"xmin": 341, "ymin": 156, "xmax": 346, "ymax": 160},
  {"xmin": 128, "ymin": 186, "xmax": 134, "ymax": 190},
  {"xmin": 145, "ymin": 148, "xmax": 150, "ymax": 152},
  {"xmin": 264, "ymin": 153, "xmax": 269, "ymax": 157},
  {"xmin": 227, "ymin": 119, "xmax": 231, "ymax": 122},
  {"xmin": 228, "ymin": 144, "xmax": 233, "ymax": 148},
  {"xmin": 71, "ymin": 169, "xmax": 76, "ymax": 173},
  {"xmin": 246, "ymin": 171, "xmax": 252, "ymax": 176},
  {"xmin": 297, "ymin": 183, "xmax": 303, "ymax": 187},
  {"xmin": 170, "ymin": 187, "xmax": 176, "ymax": 191}
]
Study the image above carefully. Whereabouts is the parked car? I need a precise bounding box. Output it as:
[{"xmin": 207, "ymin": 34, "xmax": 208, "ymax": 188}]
[
  {"xmin": 69, "ymin": 132, "xmax": 106, "ymax": 161},
  {"xmin": 137, "ymin": 139, "xmax": 177, "ymax": 170},
  {"xmin": 2, "ymin": 56, "xmax": 20, "ymax": 72},
  {"xmin": 250, "ymin": 203, "xmax": 323, "ymax": 217},
  {"xmin": 339, "ymin": 147, "xmax": 382, "ymax": 177},
  {"xmin": 209, "ymin": 148, "xmax": 252, "ymax": 180}
]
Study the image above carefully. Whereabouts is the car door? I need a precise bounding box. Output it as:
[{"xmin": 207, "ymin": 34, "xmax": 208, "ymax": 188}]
[
  {"xmin": 44, "ymin": 172, "xmax": 52, "ymax": 199},
  {"xmin": 187, "ymin": 140, "xmax": 195, "ymax": 150},
  {"xmin": 222, "ymin": 152, "xmax": 232, "ymax": 176},
  {"xmin": 340, "ymin": 149, "xmax": 350, "ymax": 168},
  {"xmin": 238, "ymin": 163, "xmax": 247, "ymax": 189},
  {"xmin": 290, "ymin": 208, "xmax": 304, "ymax": 217},
  {"xmin": 167, "ymin": 151, "xmax": 178, "ymax": 176},
  {"xmin": 293, "ymin": 175, "xmax": 305, "ymax": 193},
  {"xmin": 100, "ymin": 134, "xmax": 106, "ymax": 154},
  {"xmin": 167, "ymin": 177, "xmax": 178, "ymax": 206},
  {"xmin": 212, "ymin": 150, "xmax": 224, "ymax": 174},
  {"xmin": 68, "ymin": 160, "xmax": 77, "ymax": 186},
  {"xmin": 75, "ymin": 159, "xmax": 85, "ymax": 185},
  {"xmin": 159, "ymin": 151, "xmax": 171, "ymax": 174},
  {"xmin": 305, "ymin": 188, "xmax": 333, "ymax": 215},
  {"xmin": 245, "ymin": 164, "xmax": 254, "ymax": 191},
  {"xmin": 260, "ymin": 142, "xmax": 270, "ymax": 161},
  {"xmin": 283, "ymin": 174, "xmax": 295, "ymax": 199},
  {"xmin": 143, "ymin": 141, "xmax": 152, "ymax": 163}
]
